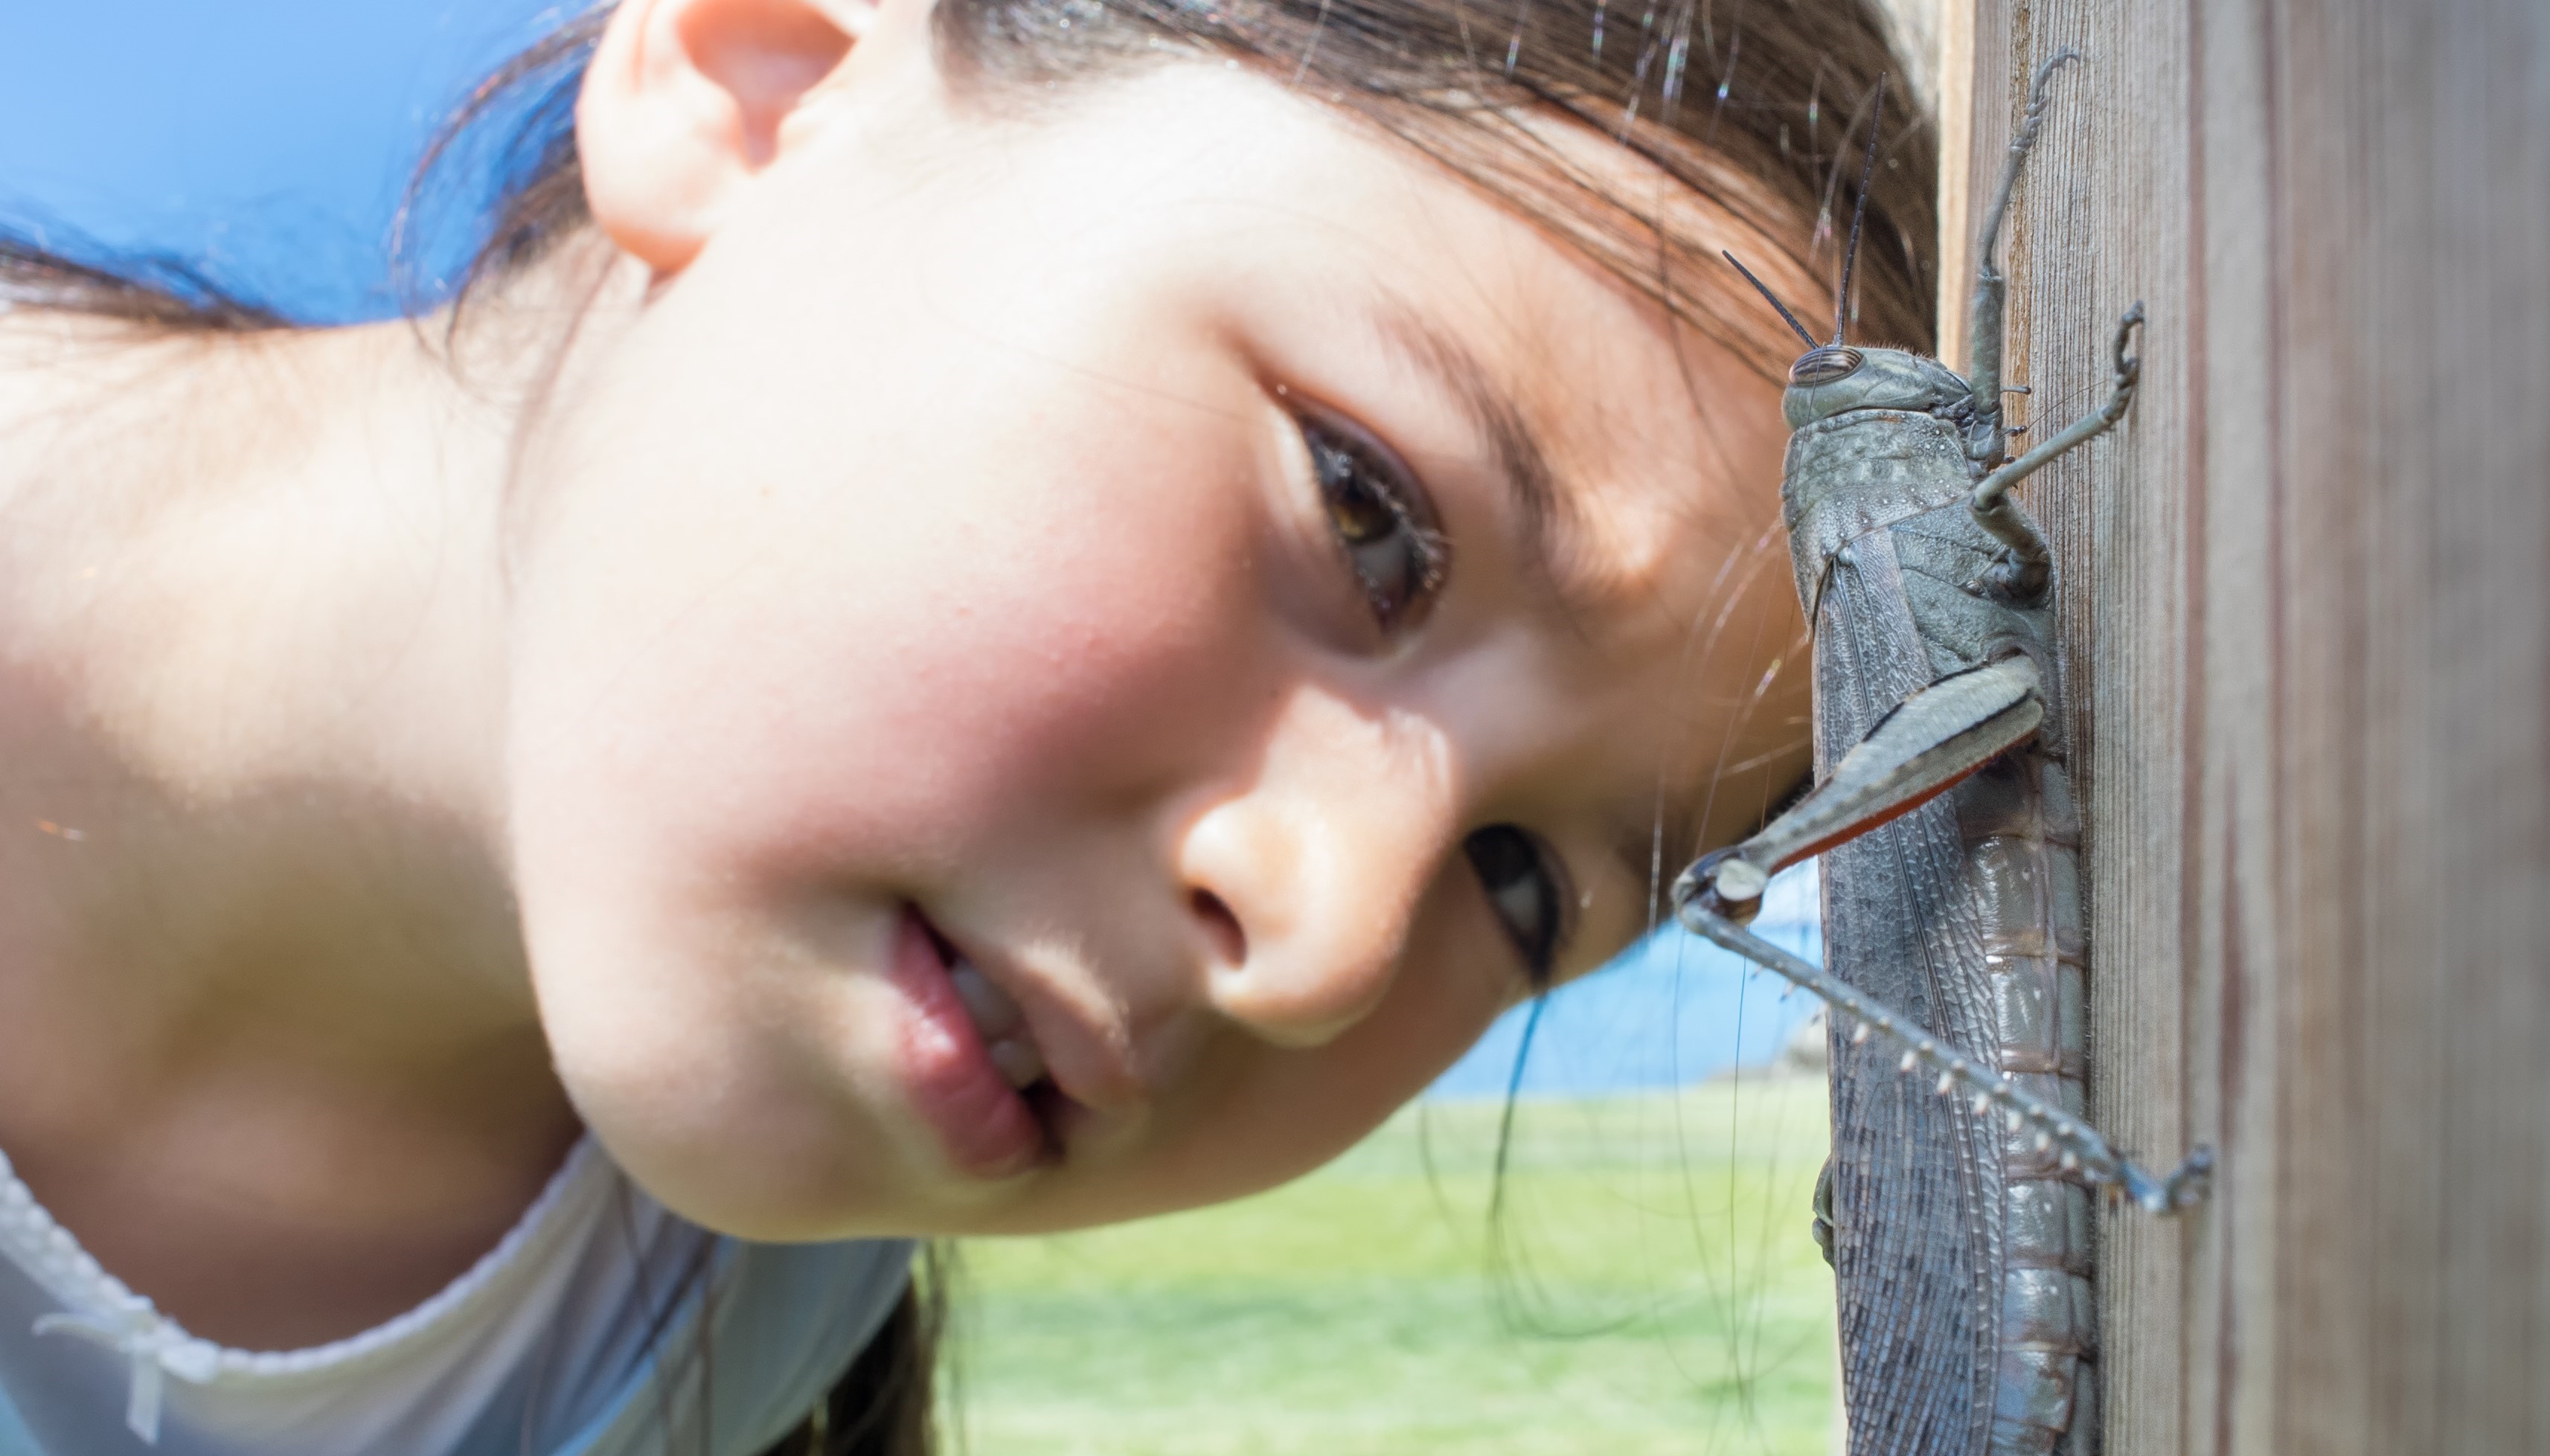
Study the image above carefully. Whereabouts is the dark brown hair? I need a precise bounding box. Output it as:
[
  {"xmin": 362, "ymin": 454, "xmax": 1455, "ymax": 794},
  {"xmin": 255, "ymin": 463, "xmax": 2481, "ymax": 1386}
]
[
  {"xmin": 0, "ymin": 235, "xmax": 285, "ymax": 330},
  {"xmin": 762, "ymin": 1247, "xmax": 952, "ymax": 1456},
  {"xmin": 1, "ymin": 2, "xmax": 1930, "ymax": 1452},
  {"xmin": 411, "ymin": 0, "xmax": 1931, "ymax": 372}
]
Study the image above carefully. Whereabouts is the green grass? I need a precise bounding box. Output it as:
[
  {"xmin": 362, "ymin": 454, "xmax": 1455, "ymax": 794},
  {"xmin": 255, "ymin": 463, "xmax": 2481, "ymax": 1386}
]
[{"xmin": 944, "ymin": 1077, "xmax": 1836, "ymax": 1456}]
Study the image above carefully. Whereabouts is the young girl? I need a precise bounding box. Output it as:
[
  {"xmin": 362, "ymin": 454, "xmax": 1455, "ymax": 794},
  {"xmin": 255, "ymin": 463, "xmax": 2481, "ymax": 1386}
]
[{"xmin": 0, "ymin": 0, "xmax": 1930, "ymax": 1451}]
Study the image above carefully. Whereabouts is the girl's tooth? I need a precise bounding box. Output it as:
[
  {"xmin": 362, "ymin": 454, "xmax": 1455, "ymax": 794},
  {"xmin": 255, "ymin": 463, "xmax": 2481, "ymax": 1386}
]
[
  {"xmin": 987, "ymin": 1037, "xmax": 1046, "ymax": 1090},
  {"xmin": 948, "ymin": 958, "xmax": 1025, "ymax": 1039}
]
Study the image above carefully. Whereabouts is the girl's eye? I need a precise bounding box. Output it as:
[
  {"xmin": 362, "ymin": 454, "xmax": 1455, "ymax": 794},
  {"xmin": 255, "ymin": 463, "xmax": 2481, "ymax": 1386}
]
[
  {"xmin": 1463, "ymin": 825, "xmax": 1572, "ymax": 989},
  {"xmin": 1299, "ymin": 414, "xmax": 1447, "ymax": 632}
]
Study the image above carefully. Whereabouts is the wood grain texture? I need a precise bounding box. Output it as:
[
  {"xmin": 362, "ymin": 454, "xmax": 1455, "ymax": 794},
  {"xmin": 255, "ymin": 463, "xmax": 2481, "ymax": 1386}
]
[
  {"xmin": 1932, "ymin": 1, "xmax": 1976, "ymax": 376},
  {"xmin": 1942, "ymin": 2, "xmax": 2550, "ymax": 1452}
]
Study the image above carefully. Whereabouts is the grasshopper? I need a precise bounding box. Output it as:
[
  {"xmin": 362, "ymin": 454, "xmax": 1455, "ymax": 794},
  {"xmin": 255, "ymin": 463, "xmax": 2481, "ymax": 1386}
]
[{"xmin": 1674, "ymin": 55, "xmax": 2211, "ymax": 1456}]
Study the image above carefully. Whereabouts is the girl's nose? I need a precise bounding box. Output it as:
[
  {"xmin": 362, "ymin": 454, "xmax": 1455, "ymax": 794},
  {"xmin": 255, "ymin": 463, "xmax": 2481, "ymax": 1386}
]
[{"xmin": 1173, "ymin": 692, "xmax": 1458, "ymax": 1049}]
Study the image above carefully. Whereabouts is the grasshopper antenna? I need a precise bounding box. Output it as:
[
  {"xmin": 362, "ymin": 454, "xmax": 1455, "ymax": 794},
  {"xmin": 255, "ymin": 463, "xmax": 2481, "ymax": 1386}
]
[
  {"xmin": 1832, "ymin": 74, "xmax": 1885, "ymax": 346},
  {"xmin": 1721, "ymin": 250, "xmax": 1819, "ymax": 349}
]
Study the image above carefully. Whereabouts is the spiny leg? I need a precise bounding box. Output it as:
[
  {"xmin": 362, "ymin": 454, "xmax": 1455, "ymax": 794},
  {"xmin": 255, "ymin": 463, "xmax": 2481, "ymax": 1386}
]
[
  {"xmin": 1968, "ymin": 304, "xmax": 2144, "ymax": 603},
  {"xmin": 1691, "ymin": 655, "xmax": 2039, "ymax": 1258},
  {"xmin": 1676, "ymin": 878, "xmax": 2211, "ymax": 1215},
  {"xmin": 1693, "ymin": 654, "xmax": 2037, "ymax": 1258},
  {"xmin": 1672, "ymin": 650, "xmax": 2211, "ymax": 1216},
  {"xmin": 1965, "ymin": 49, "xmax": 2083, "ymax": 468}
]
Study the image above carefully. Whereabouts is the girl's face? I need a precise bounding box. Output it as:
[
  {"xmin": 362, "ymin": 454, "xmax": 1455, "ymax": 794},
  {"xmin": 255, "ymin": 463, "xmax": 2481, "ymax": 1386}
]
[{"xmin": 504, "ymin": 3, "xmax": 1804, "ymax": 1239}]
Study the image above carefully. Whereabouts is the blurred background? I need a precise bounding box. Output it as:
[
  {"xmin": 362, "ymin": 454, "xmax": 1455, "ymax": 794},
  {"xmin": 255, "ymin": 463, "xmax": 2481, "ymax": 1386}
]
[{"xmin": 0, "ymin": 7, "xmax": 1837, "ymax": 1450}]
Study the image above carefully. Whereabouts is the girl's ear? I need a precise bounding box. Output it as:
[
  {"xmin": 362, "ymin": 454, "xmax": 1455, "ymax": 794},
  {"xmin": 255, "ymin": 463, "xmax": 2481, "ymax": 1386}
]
[{"xmin": 578, "ymin": 0, "xmax": 875, "ymax": 274}]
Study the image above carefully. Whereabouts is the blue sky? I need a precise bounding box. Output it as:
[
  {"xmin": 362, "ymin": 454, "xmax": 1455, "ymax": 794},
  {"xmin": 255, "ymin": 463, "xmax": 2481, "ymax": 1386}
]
[
  {"xmin": 0, "ymin": 1, "xmax": 561, "ymax": 319},
  {"xmin": 0, "ymin": 1, "xmax": 1819, "ymax": 1096},
  {"xmin": 1429, "ymin": 869, "xmax": 1822, "ymax": 1098}
]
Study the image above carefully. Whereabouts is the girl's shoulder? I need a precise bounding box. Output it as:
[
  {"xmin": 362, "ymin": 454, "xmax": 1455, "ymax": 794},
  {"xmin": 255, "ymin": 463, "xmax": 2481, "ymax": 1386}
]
[
  {"xmin": 0, "ymin": 1135, "xmax": 914, "ymax": 1456},
  {"xmin": 0, "ymin": 304, "xmax": 258, "ymax": 522}
]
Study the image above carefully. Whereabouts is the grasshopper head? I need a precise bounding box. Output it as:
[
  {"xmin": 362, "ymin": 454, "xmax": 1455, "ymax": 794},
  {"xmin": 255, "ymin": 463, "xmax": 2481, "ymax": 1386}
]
[
  {"xmin": 1718, "ymin": 80, "xmax": 1972, "ymax": 435},
  {"xmin": 1716, "ymin": 260, "xmax": 1971, "ymax": 430},
  {"xmin": 1781, "ymin": 344, "xmax": 1970, "ymax": 429}
]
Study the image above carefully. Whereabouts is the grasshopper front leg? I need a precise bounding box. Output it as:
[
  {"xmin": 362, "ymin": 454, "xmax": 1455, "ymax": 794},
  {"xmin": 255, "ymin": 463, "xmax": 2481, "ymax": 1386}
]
[
  {"xmin": 1966, "ymin": 50, "xmax": 2083, "ymax": 468},
  {"xmin": 1969, "ymin": 306, "xmax": 2146, "ymax": 603},
  {"xmin": 1670, "ymin": 656, "xmax": 2212, "ymax": 1216}
]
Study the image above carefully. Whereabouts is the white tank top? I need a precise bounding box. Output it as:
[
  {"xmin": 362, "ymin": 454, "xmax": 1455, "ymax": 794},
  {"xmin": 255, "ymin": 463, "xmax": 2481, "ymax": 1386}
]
[{"xmin": 0, "ymin": 1138, "xmax": 912, "ymax": 1456}]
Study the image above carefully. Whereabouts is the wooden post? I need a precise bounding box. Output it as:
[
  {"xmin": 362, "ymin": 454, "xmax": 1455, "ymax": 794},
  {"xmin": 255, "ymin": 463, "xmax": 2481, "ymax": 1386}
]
[{"xmin": 1938, "ymin": 2, "xmax": 2550, "ymax": 1452}]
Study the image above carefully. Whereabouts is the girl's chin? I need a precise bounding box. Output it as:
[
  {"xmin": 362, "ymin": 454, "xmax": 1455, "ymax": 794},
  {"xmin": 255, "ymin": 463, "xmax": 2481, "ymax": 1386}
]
[
  {"xmin": 575, "ymin": 1105, "xmax": 946, "ymax": 1242},
  {"xmin": 532, "ymin": 895, "xmax": 1078, "ymax": 1234}
]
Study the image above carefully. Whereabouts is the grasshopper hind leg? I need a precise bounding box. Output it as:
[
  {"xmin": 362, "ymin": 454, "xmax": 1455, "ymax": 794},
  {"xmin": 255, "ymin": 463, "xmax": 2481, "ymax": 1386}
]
[
  {"xmin": 1670, "ymin": 652, "xmax": 2209, "ymax": 1216},
  {"xmin": 1674, "ymin": 882, "xmax": 2211, "ymax": 1215}
]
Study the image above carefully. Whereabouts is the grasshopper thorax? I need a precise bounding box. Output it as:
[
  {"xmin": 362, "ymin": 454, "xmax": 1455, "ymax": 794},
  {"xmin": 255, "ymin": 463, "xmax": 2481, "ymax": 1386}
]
[{"xmin": 1781, "ymin": 345, "xmax": 1972, "ymax": 432}]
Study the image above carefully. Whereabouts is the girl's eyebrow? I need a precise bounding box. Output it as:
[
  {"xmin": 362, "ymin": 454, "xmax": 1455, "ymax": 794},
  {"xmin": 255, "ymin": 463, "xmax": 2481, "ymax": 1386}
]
[{"xmin": 1365, "ymin": 296, "xmax": 1602, "ymax": 625}]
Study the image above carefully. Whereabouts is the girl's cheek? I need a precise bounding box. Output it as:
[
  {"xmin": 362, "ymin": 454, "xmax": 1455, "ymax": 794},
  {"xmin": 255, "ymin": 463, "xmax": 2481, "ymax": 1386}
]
[
  {"xmin": 510, "ymin": 337, "xmax": 1287, "ymax": 903},
  {"xmin": 771, "ymin": 437, "xmax": 1281, "ymax": 867}
]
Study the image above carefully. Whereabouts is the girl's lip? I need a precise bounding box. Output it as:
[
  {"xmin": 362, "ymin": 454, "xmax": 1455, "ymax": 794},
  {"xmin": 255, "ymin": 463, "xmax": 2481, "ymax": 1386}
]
[{"xmin": 884, "ymin": 904, "xmax": 1053, "ymax": 1179}]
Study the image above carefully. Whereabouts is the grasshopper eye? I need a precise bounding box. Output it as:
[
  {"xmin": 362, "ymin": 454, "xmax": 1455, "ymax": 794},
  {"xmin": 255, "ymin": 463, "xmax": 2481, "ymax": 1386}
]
[{"xmin": 1790, "ymin": 345, "xmax": 1865, "ymax": 387}]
